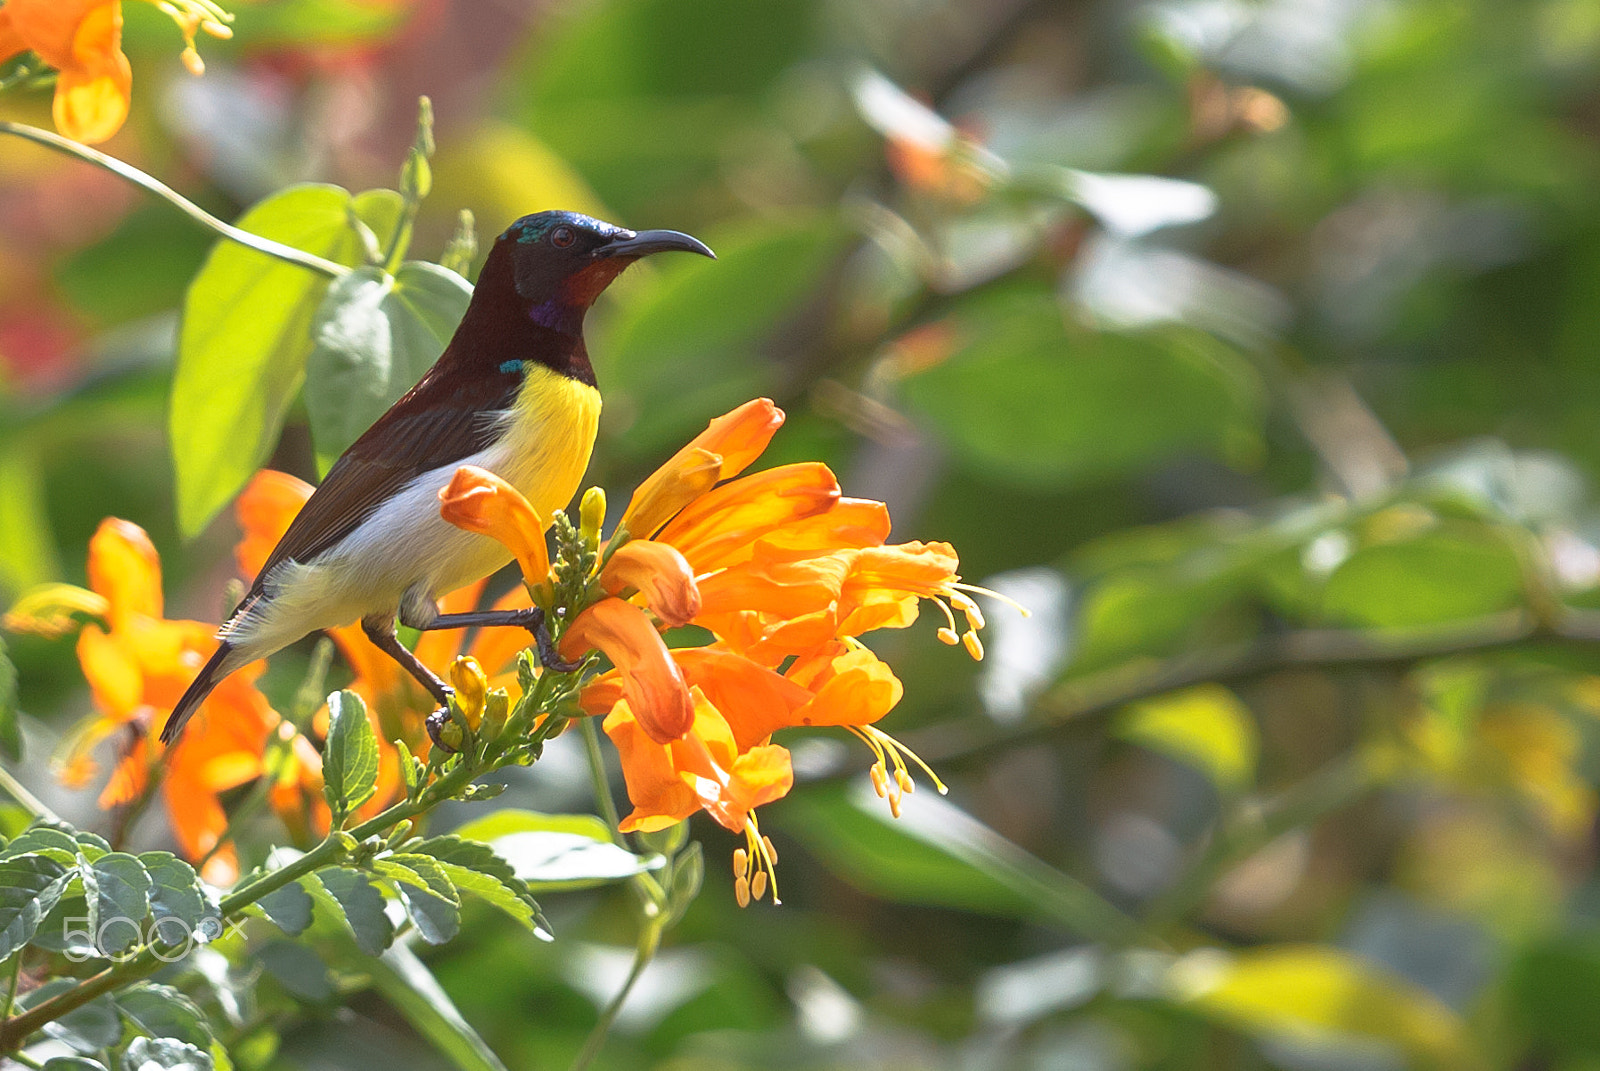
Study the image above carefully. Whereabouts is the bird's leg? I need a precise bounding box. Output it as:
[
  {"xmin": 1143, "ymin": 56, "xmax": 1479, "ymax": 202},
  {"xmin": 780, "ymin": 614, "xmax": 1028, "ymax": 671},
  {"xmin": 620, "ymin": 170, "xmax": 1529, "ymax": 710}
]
[
  {"xmin": 417, "ymin": 606, "xmax": 583, "ymax": 674},
  {"xmin": 361, "ymin": 615, "xmax": 452, "ymax": 705}
]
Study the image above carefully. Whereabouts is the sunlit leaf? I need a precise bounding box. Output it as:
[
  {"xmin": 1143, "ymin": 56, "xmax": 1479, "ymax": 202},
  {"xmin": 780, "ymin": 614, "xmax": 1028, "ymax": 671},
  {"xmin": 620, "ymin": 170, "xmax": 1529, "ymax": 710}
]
[
  {"xmin": 452, "ymin": 810, "xmax": 657, "ymax": 890},
  {"xmin": 0, "ymin": 853, "xmax": 72, "ymax": 959},
  {"xmin": 171, "ymin": 184, "xmax": 370, "ymax": 536},
  {"xmin": 312, "ymin": 866, "xmax": 394, "ymax": 957},
  {"xmin": 1322, "ymin": 528, "xmax": 1525, "ymax": 628},
  {"xmin": 1166, "ymin": 946, "xmax": 1477, "ymax": 1070},
  {"xmin": 1116, "ymin": 684, "xmax": 1259, "ymax": 793}
]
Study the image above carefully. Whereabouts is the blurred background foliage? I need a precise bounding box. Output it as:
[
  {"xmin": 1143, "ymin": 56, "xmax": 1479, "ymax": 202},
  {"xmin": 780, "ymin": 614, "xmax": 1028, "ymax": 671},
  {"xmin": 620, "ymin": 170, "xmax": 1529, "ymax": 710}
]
[{"xmin": 11, "ymin": 0, "xmax": 1600, "ymax": 1067}]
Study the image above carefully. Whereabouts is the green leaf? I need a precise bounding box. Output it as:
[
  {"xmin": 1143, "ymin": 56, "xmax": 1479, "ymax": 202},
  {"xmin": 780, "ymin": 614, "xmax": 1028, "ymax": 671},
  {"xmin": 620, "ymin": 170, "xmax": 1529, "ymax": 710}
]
[
  {"xmin": 256, "ymin": 939, "xmax": 333, "ymax": 1002},
  {"xmin": 304, "ymin": 261, "xmax": 472, "ymax": 472},
  {"xmin": 371, "ymin": 943, "xmax": 510, "ymax": 1071},
  {"xmin": 597, "ymin": 214, "xmax": 846, "ymax": 460},
  {"xmin": 253, "ymin": 880, "xmax": 314, "ymax": 937},
  {"xmin": 0, "ymin": 853, "xmax": 73, "ymax": 959},
  {"xmin": 451, "ymin": 810, "xmax": 656, "ymax": 890},
  {"xmin": 20, "ymin": 979, "xmax": 121, "ymax": 1053},
  {"xmin": 227, "ymin": 0, "xmax": 406, "ymax": 45},
  {"xmin": 122, "ymin": 1035, "xmax": 214, "ymax": 1071},
  {"xmin": 1321, "ymin": 528, "xmax": 1526, "ymax": 628},
  {"xmin": 0, "ymin": 443, "xmax": 59, "ymax": 594},
  {"xmin": 408, "ymin": 835, "xmax": 548, "ymax": 938},
  {"xmin": 373, "ymin": 853, "xmax": 460, "ymax": 945},
  {"xmin": 902, "ymin": 293, "xmax": 1264, "ymax": 490},
  {"xmin": 81, "ymin": 852, "xmax": 151, "ymax": 956},
  {"xmin": 42, "ymin": 1059, "xmax": 109, "ymax": 1070},
  {"xmin": 2, "ymin": 824, "xmax": 83, "ymax": 865},
  {"xmin": 117, "ymin": 983, "xmax": 213, "ymax": 1049},
  {"xmin": 1166, "ymin": 945, "xmax": 1476, "ymax": 1070},
  {"xmin": 322, "ymin": 690, "xmax": 379, "ymax": 824},
  {"xmin": 313, "ymin": 866, "xmax": 395, "ymax": 957},
  {"xmin": 140, "ymin": 852, "xmax": 218, "ymax": 944},
  {"xmin": 170, "ymin": 184, "xmax": 369, "ymax": 536},
  {"xmin": 1115, "ymin": 684, "xmax": 1259, "ymax": 793},
  {"xmin": 0, "ymin": 637, "xmax": 20, "ymax": 761},
  {"xmin": 782, "ymin": 785, "xmax": 1140, "ymax": 942}
]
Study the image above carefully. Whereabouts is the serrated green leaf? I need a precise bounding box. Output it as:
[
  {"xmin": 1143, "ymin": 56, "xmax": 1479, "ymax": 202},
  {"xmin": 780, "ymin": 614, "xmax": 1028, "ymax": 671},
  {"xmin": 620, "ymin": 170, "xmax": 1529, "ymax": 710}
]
[
  {"xmin": 140, "ymin": 852, "xmax": 218, "ymax": 944},
  {"xmin": 374, "ymin": 853, "xmax": 460, "ymax": 945},
  {"xmin": 0, "ymin": 638, "xmax": 20, "ymax": 761},
  {"xmin": 322, "ymin": 690, "xmax": 378, "ymax": 824},
  {"xmin": 372, "ymin": 943, "xmax": 509, "ymax": 1071},
  {"xmin": 80, "ymin": 852, "xmax": 151, "ymax": 956},
  {"xmin": 408, "ymin": 835, "xmax": 547, "ymax": 938},
  {"xmin": 117, "ymin": 983, "xmax": 213, "ymax": 1049},
  {"xmin": 73, "ymin": 830, "xmax": 110, "ymax": 858},
  {"xmin": 0, "ymin": 853, "xmax": 73, "ymax": 958},
  {"xmin": 256, "ymin": 939, "xmax": 333, "ymax": 1002},
  {"xmin": 253, "ymin": 880, "xmax": 313, "ymax": 937},
  {"xmin": 170, "ymin": 184, "xmax": 370, "ymax": 536},
  {"xmin": 304, "ymin": 260, "xmax": 471, "ymax": 472},
  {"xmin": 123, "ymin": 1035, "xmax": 213, "ymax": 1071},
  {"xmin": 2, "ymin": 824, "xmax": 83, "ymax": 865},
  {"xmin": 313, "ymin": 867, "xmax": 394, "ymax": 956}
]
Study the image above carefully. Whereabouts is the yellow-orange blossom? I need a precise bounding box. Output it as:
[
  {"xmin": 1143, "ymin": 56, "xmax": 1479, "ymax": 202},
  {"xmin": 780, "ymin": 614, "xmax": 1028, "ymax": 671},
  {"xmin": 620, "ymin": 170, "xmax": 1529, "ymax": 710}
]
[{"xmin": 438, "ymin": 398, "xmax": 1006, "ymax": 907}]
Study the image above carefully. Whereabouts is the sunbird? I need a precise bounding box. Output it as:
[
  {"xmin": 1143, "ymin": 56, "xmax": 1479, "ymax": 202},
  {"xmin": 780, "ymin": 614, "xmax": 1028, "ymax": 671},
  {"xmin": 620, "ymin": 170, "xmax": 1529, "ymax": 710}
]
[{"xmin": 160, "ymin": 211, "xmax": 714, "ymax": 744}]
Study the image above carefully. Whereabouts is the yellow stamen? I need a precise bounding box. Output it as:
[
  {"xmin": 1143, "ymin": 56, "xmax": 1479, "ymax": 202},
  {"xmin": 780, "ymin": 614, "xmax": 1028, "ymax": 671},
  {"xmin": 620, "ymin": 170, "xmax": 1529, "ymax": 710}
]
[
  {"xmin": 761, "ymin": 835, "xmax": 778, "ymax": 865},
  {"xmin": 735, "ymin": 875, "xmax": 751, "ymax": 908},
  {"xmin": 732, "ymin": 847, "xmax": 748, "ymax": 878},
  {"xmin": 181, "ymin": 47, "xmax": 204, "ymax": 76},
  {"xmin": 936, "ymin": 627, "xmax": 959, "ymax": 645},
  {"xmin": 962, "ymin": 630, "xmax": 984, "ymax": 660},
  {"xmin": 751, "ymin": 870, "xmax": 768, "ymax": 902}
]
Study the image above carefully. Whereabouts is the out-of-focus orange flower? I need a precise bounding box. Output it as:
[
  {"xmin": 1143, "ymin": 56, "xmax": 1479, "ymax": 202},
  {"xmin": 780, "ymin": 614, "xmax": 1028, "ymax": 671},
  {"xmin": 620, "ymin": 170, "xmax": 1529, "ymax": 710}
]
[
  {"xmin": 0, "ymin": 0, "xmax": 231, "ymax": 144},
  {"xmin": 4, "ymin": 517, "xmax": 310, "ymax": 883}
]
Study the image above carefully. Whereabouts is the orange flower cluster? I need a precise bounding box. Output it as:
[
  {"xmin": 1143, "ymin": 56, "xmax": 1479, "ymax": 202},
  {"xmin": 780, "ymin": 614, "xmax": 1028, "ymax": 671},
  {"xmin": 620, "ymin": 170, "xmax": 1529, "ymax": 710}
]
[
  {"xmin": 440, "ymin": 399, "xmax": 999, "ymax": 907},
  {"xmin": 0, "ymin": 0, "xmax": 231, "ymax": 144},
  {"xmin": 4, "ymin": 518, "xmax": 314, "ymax": 883}
]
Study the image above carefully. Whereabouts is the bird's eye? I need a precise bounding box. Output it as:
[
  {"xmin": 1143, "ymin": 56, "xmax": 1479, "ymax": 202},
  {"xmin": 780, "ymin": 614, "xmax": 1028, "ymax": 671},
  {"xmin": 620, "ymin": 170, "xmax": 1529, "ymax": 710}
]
[{"xmin": 550, "ymin": 226, "xmax": 576, "ymax": 248}]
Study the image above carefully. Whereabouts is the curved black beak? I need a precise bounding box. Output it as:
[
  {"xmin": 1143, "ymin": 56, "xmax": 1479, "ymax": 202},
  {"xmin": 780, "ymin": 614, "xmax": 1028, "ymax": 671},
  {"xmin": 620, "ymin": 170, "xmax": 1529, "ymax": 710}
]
[{"xmin": 599, "ymin": 228, "xmax": 716, "ymax": 260}]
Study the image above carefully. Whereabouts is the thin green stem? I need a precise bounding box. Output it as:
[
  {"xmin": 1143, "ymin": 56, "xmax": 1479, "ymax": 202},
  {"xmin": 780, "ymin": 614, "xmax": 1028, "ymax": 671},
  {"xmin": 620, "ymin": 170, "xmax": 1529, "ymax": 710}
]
[
  {"xmin": 0, "ymin": 765, "xmax": 56, "ymax": 825},
  {"xmin": 579, "ymin": 716, "xmax": 622, "ymax": 838},
  {"xmin": 9, "ymin": 1048, "xmax": 42, "ymax": 1069},
  {"xmin": 567, "ymin": 924, "xmax": 661, "ymax": 1071},
  {"xmin": 1, "ymin": 954, "xmax": 22, "ymax": 1025},
  {"xmin": 0, "ymin": 121, "xmax": 347, "ymax": 279}
]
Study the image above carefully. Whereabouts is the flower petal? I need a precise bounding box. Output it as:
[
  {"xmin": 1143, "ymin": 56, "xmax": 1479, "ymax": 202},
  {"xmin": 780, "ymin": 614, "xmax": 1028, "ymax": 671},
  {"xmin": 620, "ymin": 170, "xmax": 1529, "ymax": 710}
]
[
  {"xmin": 620, "ymin": 399, "xmax": 785, "ymax": 539},
  {"xmin": 53, "ymin": 2, "xmax": 130, "ymax": 144},
  {"xmin": 671, "ymin": 646, "xmax": 812, "ymax": 751},
  {"xmin": 789, "ymin": 644, "xmax": 904, "ymax": 728},
  {"xmin": 87, "ymin": 518, "xmax": 162, "ymax": 623},
  {"xmin": 560, "ymin": 598, "xmax": 693, "ymax": 743},
  {"xmin": 438, "ymin": 466, "xmax": 550, "ymax": 587},
  {"xmin": 235, "ymin": 469, "xmax": 313, "ymax": 581},
  {"xmin": 655, "ymin": 462, "xmax": 842, "ymax": 574},
  {"xmin": 600, "ymin": 540, "xmax": 701, "ymax": 628},
  {"xmin": 605, "ymin": 701, "xmax": 700, "ymax": 833}
]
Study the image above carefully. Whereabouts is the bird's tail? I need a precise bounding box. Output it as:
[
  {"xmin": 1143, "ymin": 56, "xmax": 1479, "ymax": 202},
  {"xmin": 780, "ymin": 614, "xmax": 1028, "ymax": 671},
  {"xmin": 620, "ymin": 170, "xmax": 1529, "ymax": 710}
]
[{"xmin": 160, "ymin": 641, "xmax": 235, "ymax": 745}]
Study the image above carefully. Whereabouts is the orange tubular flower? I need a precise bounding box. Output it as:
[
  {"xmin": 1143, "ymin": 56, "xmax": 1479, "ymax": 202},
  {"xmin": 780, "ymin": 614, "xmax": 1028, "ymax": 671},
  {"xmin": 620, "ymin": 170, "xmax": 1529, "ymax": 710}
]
[
  {"xmin": 439, "ymin": 465, "xmax": 551, "ymax": 589},
  {"xmin": 559, "ymin": 598, "xmax": 694, "ymax": 744},
  {"xmin": 605, "ymin": 687, "xmax": 791, "ymax": 905},
  {"xmin": 436, "ymin": 397, "xmax": 1014, "ymax": 904},
  {"xmin": 0, "ymin": 0, "xmax": 231, "ymax": 145},
  {"xmin": 598, "ymin": 540, "xmax": 701, "ymax": 628}
]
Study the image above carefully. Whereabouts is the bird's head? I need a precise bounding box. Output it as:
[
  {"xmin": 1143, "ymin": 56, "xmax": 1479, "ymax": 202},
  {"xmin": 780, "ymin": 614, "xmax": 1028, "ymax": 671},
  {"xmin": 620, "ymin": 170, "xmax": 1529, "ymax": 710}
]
[{"xmin": 495, "ymin": 210, "xmax": 714, "ymax": 332}]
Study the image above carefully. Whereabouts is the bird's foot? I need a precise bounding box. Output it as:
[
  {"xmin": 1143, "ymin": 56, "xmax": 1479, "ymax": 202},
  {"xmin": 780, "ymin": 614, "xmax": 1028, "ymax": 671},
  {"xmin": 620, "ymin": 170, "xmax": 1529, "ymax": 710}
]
[{"xmin": 506, "ymin": 606, "xmax": 583, "ymax": 674}]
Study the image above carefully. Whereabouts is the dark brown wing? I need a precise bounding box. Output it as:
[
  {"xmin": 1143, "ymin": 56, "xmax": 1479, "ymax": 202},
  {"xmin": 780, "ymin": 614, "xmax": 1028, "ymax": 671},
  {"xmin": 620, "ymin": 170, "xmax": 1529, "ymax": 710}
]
[{"xmin": 247, "ymin": 371, "xmax": 521, "ymax": 595}]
